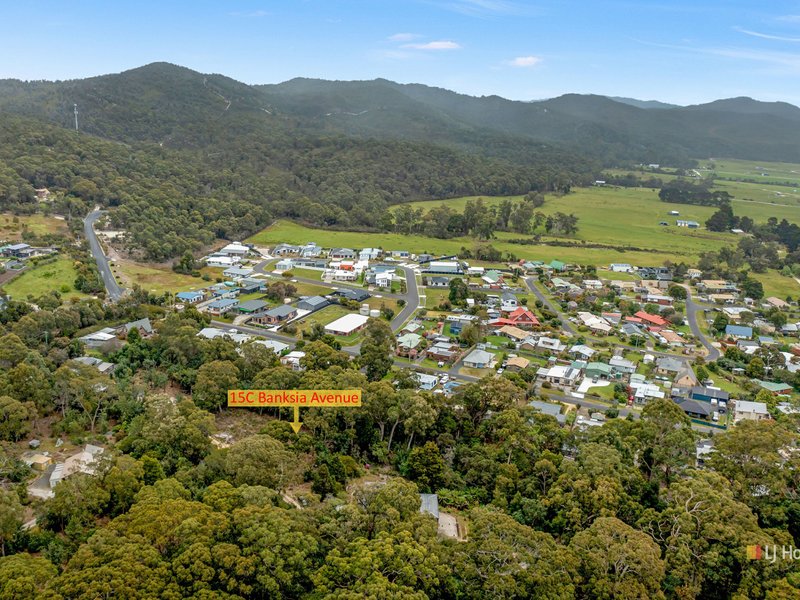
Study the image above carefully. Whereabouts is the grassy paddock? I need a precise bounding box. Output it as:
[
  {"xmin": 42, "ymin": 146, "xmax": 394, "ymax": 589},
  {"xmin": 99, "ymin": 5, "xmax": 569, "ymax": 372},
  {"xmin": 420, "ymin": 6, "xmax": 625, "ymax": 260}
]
[
  {"xmin": 2, "ymin": 257, "xmax": 87, "ymax": 300},
  {"xmin": 114, "ymin": 260, "xmax": 203, "ymax": 295}
]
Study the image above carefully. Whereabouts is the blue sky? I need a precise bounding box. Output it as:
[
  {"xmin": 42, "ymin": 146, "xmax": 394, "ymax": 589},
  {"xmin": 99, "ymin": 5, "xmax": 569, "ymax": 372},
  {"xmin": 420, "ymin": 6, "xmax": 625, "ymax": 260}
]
[{"xmin": 2, "ymin": 1, "xmax": 799, "ymax": 105}]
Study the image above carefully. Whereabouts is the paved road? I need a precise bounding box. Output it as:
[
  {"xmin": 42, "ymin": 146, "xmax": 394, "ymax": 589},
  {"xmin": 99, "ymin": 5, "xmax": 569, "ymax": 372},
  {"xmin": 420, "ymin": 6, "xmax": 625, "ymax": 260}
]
[
  {"xmin": 524, "ymin": 277, "xmax": 577, "ymax": 334},
  {"xmin": 681, "ymin": 285, "xmax": 721, "ymax": 360},
  {"xmin": 84, "ymin": 209, "xmax": 125, "ymax": 301}
]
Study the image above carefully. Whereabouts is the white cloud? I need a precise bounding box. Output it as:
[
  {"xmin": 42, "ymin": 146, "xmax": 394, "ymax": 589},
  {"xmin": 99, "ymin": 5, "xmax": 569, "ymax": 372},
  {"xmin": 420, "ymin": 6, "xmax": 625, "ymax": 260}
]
[
  {"xmin": 402, "ymin": 40, "xmax": 461, "ymax": 50},
  {"xmin": 508, "ymin": 55, "xmax": 542, "ymax": 67},
  {"xmin": 776, "ymin": 15, "xmax": 800, "ymax": 24},
  {"xmin": 388, "ymin": 33, "xmax": 421, "ymax": 42},
  {"xmin": 229, "ymin": 10, "xmax": 269, "ymax": 18},
  {"xmin": 734, "ymin": 27, "xmax": 800, "ymax": 43}
]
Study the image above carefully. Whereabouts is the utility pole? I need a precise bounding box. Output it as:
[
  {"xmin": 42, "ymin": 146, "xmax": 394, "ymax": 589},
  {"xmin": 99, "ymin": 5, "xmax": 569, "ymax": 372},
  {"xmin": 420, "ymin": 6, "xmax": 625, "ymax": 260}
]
[{"xmin": 74, "ymin": 103, "xmax": 78, "ymax": 131}]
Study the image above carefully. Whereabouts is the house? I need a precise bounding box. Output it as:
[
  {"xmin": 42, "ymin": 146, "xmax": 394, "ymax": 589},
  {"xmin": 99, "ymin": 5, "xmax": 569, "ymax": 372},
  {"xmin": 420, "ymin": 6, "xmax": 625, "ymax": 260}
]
[
  {"xmin": 79, "ymin": 328, "xmax": 118, "ymax": 349},
  {"xmin": 690, "ymin": 386, "xmax": 730, "ymax": 403},
  {"xmin": 482, "ymin": 270, "xmax": 503, "ymax": 285},
  {"xmin": 722, "ymin": 306, "xmax": 751, "ymax": 321},
  {"xmin": 281, "ymin": 350, "xmax": 306, "ymax": 371},
  {"xmin": 73, "ymin": 356, "xmax": 116, "ymax": 375},
  {"xmin": 658, "ymin": 329, "xmax": 685, "ymax": 347},
  {"xmin": 467, "ymin": 266, "xmax": 485, "ymax": 276},
  {"xmin": 634, "ymin": 311, "xmax": 668, "ymax": 328},
  {"xmin": 676, "ymin": 220, "xmax": 700, "ymax": 228},
  {"xmin": 238, "ymin": 279, "xmax": 266, "ymax": 294},
  {"xmin": 252, "ymin": 304, "xmax": 298, "ymax": 325},
  {"xmin": 734, "ymin": 400, "xmax": 770, "ymax": 423},
  {"xmin": 206, "ymin": 298, "xmax": 239, "ymax": 316},
  {"xmin": 253, "ymin": 339, "xmax": 290, "ymax": 355},
  {"xmin": 359, "ymin": 248, "xmax": 382, "ymax": 261},
  {"xmin": 463, "ymin": 349, "xmax": 495, "ymax": 369},
  {"xmin": 570, "ymin": 344, "xmax": 596, "ymax": 360},
  {"xmin": 416, "ymin": 254, "xmax": 434, "ymax": 264},
  {"xmin": 505, "ymin": 307, "xmax": 540, "ymax": 329},
  {"xmin": 272, "ymin": 243, "xmax": 301, "ymax": 256},
  {"xmin": 238, "ymin": 299, "xmax": 269, "ymax": 314},
  {"xmin": 115, "ymin": 318, "xmax": 154, "ymax": 339},
  {"xmin": 415, "ymin": 372, "xmax": 439, "ymax": 391},
  {"xmin": 423, "ymin": 261, "xmax": 463, "ymax": 275},
  {"xmin": 197, "ymin": 327, "xmax": 251, "ymax": 344},
  {"xmin": 609, "ymin": 356, "xmax": 636, "ymax": 374},
  {"xmin": 206, "ymin": 254, "xmax": 240, "ymax": 268},
  {"xmin": 329, "ymin": 269, "xmax": 358, "ymax": 282},
  {"xmin": 696, "ymin": 439, "xmax": 715, "ymax": 467},
  {"xmin": 535, "ymin": 337, "xmax": 567, "ymax": 354},
  {"xmin": 698, "ymin": 280, "xmax": 739, "ymax": 295},
  {"xmin": 610, "ymin": 263, "xmax": 633, "ymax": 273},
  {"xmin": 332, "ymin": 288, "xmax": 370, "ymax": 302},
  {"xmin": 391, "ymin": 250, "xmax": 410, "ymax": 259},
  {"xmin": 1, "ymin": 243, "xmax": 31, "ymax": 258},
  {"xmin": 655, "ymin": 356, "xmax": 685, "ymax": 376},
  {"xmin": 292, "ymin": 258, "xmax": 327, "ymax": 270},
  {"xmin": 325, "ymin": 314, "xmax": 369, "ymax": 336},
  {"xmin": 674, "ymin": 365, "xmax": 699, "ymax": 388},
  {"xmin": 300, "ymin": 243, "xmax": 323, "ymax": 258},
  {"xmin": 329, "ymin": 248, "xmax": 357, "ymax": 260},
  {"xmin": 620, "ymin": 322, "xmax": 645, "ymax": 337},
  {"xmin": 675, "ymin": 398, "xmax": 712, "ymax": 419},
  {"xmin": 427, "ymin": 341, "xmax": 460, "ymax": 363},
  {"xmin": 528, "ymin": 400, "xmax": 566, "ymax": 424},
  {"xmin": 753, "ymin": 380, "xmax": 793, "ymax": 395},
  {"xmin": 765, "ymin": 296, "xmax": 790, "ymax": 310},
  {"xmin": 218, "ymin": 242, "xmax": 250, "ymax": 257},
  {"xmin": 585, "ymin": 362, "xmax": 613, "ymax": 380},
  {"xmin": 577, "ymin": 312, "xmax": 613, "ymax": 335},
  {"xmin": 375, "ymin": 272, "xmax": 393, "ymax": 288},
  {"xmin": 427, "ymin": 276, "xmax": 450, "ymax": 288},
  {"xmin": 725, "ymin": 325, "xmax": 753, "ymax": 339},
  {"xmin": 638, "ymin": 267, "xmax": 672, "ymax": 281},
  {"xmin": 49, "ymin": 444, "xmax": 105, "ymax": 489},
  {"xmin": 275, "ymin": 259, "xmax": 295, "ymax": 272},
  {"xmin": 506, "ymin": 356, "xmax": 530, "ymax": 372},
  {"xmin": 176, "ymin": 291, "xmax": 205, "ymax": 304},
  {"xmin": 630, "ymin": 381, "xmax": 665, "ymax": 403},
  {"xmin": 537, "ymin": 365, "xmax": 580, "ymax": 387},
  {"xmin": 549, "ymin": 260, "xmax": 567, "ymax": 272},
  {"xmin": 500, "ymin": 291, "xmax": 518, "ymax": 311},
  {"xmin": 497, "ymin": 325, "xmax": 529, "ymax": 343},
  {"xmin": 297, "ymin": 296, "xmax": 330, "ymax": 312},
  {"xmin": 397, "ymin": 333, "xmax": 424, "ymax": 356}
]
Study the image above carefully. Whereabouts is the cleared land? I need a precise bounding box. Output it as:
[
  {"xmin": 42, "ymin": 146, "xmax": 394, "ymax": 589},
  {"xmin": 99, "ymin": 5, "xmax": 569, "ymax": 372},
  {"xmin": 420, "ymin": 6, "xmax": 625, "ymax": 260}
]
[
  {"xmin": 2, "ymin": 257, "xmax": 87, "ymax": 300},
  {"xmin": 113, "ymin": 259, "xmax": 204, "ymax": 295},
  {"xmin": 0, "ymin": 213, "xmax": 69, "ymax": 241}
]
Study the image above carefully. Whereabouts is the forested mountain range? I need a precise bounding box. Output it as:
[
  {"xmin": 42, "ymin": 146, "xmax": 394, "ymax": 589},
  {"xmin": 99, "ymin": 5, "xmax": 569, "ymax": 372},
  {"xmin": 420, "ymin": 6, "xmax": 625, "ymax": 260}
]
[{"xmin": 0, "ymin": 62, "xmax": 798, "ymax": 260}]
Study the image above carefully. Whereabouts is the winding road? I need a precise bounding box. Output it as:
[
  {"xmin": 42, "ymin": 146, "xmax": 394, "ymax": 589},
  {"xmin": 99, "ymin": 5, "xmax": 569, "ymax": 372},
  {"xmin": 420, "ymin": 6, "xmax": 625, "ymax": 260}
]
[{"xmin": 84, "ymin": 209, "xmax": 125, "ymax": 301}]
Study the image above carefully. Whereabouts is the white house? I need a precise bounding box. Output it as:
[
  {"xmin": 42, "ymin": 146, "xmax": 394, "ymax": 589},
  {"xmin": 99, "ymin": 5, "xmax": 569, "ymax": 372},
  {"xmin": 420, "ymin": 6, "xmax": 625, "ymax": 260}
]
[
  {"xmin": 281, "ymin": 351, "xmax": 306, "ymax": 371},
  {"xmin": 610, "ymin": 263, "xmax": 633, "ymax": 273},
  {"xmin": 206, "ymin": 254, "xmax": 241, "ymax": 268},
  {"xmin": 537, "ymin": 365, "xmax": 580, "ymax": 387},
  {"xmin": 415, "ymin": 372, "xmax": 440, "ymax": 391},
  {"xmin": 325, "ymin": 314, "xmax": 369, "ymax": 336},
  {"xmin": 462, "ymin": 349, "xmax": 495, "ymax": 369},
  {"xmin": 275, "ymin": 259, "xmax": 294, "ymax": 272},
  {"xmin": 359, "ymin": 248, "xmax": 382, "ymax": 261},
  {"xmin": 218, "ymin": 242, "xmax": 250, "ymax": 257}
]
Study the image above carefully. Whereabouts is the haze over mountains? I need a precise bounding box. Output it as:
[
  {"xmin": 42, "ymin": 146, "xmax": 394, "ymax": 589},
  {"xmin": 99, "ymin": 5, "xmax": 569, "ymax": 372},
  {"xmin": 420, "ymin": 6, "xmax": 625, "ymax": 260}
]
[{"xmin": 1, "ymin": 62, "xmax": 800, "ymax": 165}]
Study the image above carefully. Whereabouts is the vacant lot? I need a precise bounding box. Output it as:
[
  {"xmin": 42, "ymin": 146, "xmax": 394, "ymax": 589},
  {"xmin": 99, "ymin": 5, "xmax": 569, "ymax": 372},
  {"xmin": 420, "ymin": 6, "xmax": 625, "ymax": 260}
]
[
  {"xmin": 113, "ymin": 259, "xmax": 204, "ymax": 295},
  {"xmin": 296, "ymin": 304, "xmax": 352, "ymax": 335},
  {"xmin": 2, "ymin": 257, "xmax": 87, "ymax": 300},
  {"xmin": 0, "ymin": 213, "xmax": 69, "ymax": 241}
]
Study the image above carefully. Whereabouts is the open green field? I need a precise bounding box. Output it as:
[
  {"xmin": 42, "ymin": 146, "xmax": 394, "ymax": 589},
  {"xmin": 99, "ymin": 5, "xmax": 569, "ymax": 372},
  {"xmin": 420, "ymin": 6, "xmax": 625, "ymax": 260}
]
[
  {"xmin": 114, "ymin": 260, "xmax": 205, "ymax": 295},
  {"xmin": 694, "ymin": 157, "xmax": 800, "ymax": 187},
  {"xmin": 0, "ymin": 213, "xmax": 69, "ymax": 241},
  {"xmin": 751, "ymin": 269, "xmax": 799, "ymax": 300},
  {"xmin": 2, "ymin": 257, "xmax": 87, "ymax": 300}
]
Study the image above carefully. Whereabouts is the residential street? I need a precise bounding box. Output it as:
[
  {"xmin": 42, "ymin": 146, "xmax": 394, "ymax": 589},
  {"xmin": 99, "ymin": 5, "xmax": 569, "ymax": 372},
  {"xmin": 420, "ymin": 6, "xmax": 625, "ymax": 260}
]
[{"xmin": 83, "ymin": 208, "xmax": 125, "ymax": 301}]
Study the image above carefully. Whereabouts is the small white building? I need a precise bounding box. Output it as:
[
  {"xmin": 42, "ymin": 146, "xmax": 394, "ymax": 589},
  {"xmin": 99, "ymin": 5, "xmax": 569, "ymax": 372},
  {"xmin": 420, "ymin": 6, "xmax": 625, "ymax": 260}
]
[
  {"xmin": 281, "ymin": 350, "xmax": 306, "ymax": 371},
  {"xmin": 206, "ymin": 254, "xmax": 241, "ymax": 268}
]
